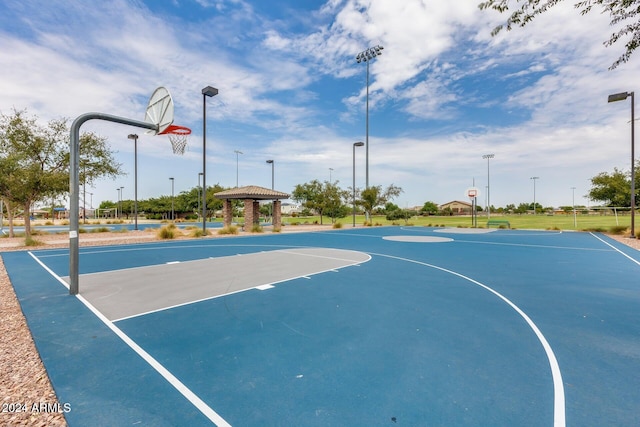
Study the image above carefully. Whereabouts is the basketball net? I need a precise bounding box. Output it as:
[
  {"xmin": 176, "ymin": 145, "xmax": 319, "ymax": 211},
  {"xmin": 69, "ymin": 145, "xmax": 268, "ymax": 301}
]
[{"xmin": 159, "ymin": 125, "xmax": 191, "ymax": 155}]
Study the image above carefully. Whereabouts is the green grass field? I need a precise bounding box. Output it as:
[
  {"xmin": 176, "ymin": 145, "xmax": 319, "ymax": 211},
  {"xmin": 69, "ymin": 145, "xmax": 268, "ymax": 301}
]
[{"xmin": 286, "ymin": 212, "xmax": 638, "ymax": 236}]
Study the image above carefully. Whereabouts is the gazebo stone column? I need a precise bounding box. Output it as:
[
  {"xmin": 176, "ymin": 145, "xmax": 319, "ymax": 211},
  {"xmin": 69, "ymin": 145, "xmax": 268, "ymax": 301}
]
[
  {"xmin": 253, "ymin": 201, "xmax": 260, "ymax": 226},
  {"xmin": 243, "ymin": 199, "xmax": 254, "ymax": 229},
  {"xmin": 222, "ymin": 199, "xmax": 233, "ymax": 227},
  {"xmin": 273, "ymin": 200, "xmax": 282, "ymax": 228}
]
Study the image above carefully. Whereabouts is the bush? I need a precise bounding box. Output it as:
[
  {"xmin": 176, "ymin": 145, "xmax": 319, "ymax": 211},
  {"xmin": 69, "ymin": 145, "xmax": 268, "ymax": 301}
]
[
  {"xmin": 332, "ymin": 222, "xmax": 343, "ymax": 229},
  {"xmin": 157, "ymin": 226, "xmax": 175, "ymax": 239},
  {"xmin": 251, "ymin": 224, "xmax": 264, "ymax": 233},
  {"xmin": 90, "ymin": 227, "xmax": 110, "ymax": 233},
  {"xmin": 190, "ymin": 228, "xmax": 210, "ymax": 237},
  {"xmin": 25, "ymin": 236, "xmax": 44, "ymax": 246},
  {"xmin": 218, "ymin": 225, "xmax": 239, "ymax": 235},
  {"xmin": 609, "ymin": 225, "xmax": 628, "ymax": 235},
  {"xmin": 583, "ymin": 227, "xmax": 607, "ymax": 232}
]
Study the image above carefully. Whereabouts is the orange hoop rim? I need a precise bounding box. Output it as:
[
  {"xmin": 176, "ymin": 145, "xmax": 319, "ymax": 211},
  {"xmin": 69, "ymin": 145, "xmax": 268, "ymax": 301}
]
[{"xmin": 158, "ymin": 124, "xmax": 192, "ymax": 135}]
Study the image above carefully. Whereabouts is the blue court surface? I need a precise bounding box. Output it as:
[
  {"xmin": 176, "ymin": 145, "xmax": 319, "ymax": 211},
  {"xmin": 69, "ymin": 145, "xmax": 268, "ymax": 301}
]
[{"xmin": 3, "ymin": 226, "xmax": 639, "ymax": 426}]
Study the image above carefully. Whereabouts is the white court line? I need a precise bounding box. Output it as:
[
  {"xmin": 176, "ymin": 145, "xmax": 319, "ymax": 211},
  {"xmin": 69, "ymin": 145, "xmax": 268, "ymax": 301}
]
[
  {"xmin": 589, "ymin": 233, "xmax": 640, "ymax": 266},
  {"xmin": 110, "ymin": 250, "xmax": 371, "ymax": 322},
  {"xmin": 453, "ymin": 239, "xmax": 613, "ymax": 252},
  {"xmin": 32, "ymin": 242, "xmax": 305, "ymax": 258},
  {"xmin": 368, "ymin": 251, "xmax": 566, "ymax": 427},
  {"xmin": 27, "ymin": 252, "xmax": 232, "ymax": 427}
]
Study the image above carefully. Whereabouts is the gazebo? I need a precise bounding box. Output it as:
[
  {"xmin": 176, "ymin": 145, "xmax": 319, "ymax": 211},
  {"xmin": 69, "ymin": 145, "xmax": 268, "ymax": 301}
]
[{"xmin": 214, "ymin": 185, "xmax": 290, "ymax": 229}]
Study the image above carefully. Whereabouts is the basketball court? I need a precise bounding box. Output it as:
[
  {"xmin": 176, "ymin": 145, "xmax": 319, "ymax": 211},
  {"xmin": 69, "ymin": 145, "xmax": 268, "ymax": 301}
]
[{"xmin": 3, "ymin": 226, "xmax": 639, "ymax": 426}]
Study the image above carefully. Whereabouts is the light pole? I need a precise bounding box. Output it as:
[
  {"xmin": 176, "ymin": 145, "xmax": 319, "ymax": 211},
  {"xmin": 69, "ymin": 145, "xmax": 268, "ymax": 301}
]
[
  {"xmin": 266, "ymin": 160, "xmax": 274, "ymax": 190},
  {"xmin": 197, "ymin": 172, "xmax": 203, "ymax": 220},
  {"xmin": 128, "ymin": 133, "xmax": 139, "ymax": 230},
  {"xmin": 202, "ymin": 86, "xmax": 219, "ymax": 233},
  {"xmin": 169, "ymin": 177, "xmax": 174, "ymax": 221},
  {"xmin": 234, "ymin": 150, "xmax": 243, "ymax": 187},
  {"xmin": 482, "ymin": 154, "xmax": 494, "ymax": 218},
  {"xmin": 116, "ymin": 188, "xmax": 120, "ymax": 219},
  {"xmin": 266, "ymin": 159, "xmax": 274, "ymax": 221},
  {"xmin": 531, "ymin": 177, "xmax": 539, "ymax": 215},
  {"xmin": 353, "ymin": 141, "xmax": 365, "ymax": 227},
  {"xmin": 356, "ymin": 44, "xmax": 384, "ymax": 190},
  {"xmin": 329, "ymin": 168, "xmax": 334, "ymax": 183},
  {"xmin": 608, "ymin": 91, "xmax": 636, "ymax": 238},
  {"xmin": 571, "ymin": 187, "xmax": 577, "ymax": 228}
]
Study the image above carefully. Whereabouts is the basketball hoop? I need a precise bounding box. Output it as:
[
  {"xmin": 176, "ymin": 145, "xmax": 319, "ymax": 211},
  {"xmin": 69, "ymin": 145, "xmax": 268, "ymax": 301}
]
[
  {"xmin": 466, "ymin": 187, "xmax": 479, "ymax": 200},
  {"xmin": 159, "ymin": 124, "xmax": 191, "ymax": 155}
]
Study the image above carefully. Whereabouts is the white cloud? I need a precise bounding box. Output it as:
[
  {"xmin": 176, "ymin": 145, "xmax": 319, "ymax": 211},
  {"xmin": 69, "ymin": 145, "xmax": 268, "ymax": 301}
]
[{"xmin": 0, "ymin": 0, "xmax": 637, "ymax": 209}]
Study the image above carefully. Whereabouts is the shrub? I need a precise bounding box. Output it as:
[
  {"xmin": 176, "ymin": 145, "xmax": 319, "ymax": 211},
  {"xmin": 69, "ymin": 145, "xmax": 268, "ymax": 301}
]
[
  {"xmin": 272, "ymin": 226, "xmax": 282, "ymax": 233},
  {"xmin": 92, "ymin": 227, "xmax": 110, "ymax": 233},
  {"xmin": 157, "ymin": 226, "xmax": 175, "ymax": 239},
  {"xmin": 218, "ymin": 225, "xmax": 239, "ymax": 235},
  {"xmin": 25, "ymin": 236, "xmax": 44, "ymax": 246},
  {"xmin": 609, "ymin": 225, "xmax": 628, "ymax": 235},
  {"xmin": 332, "ymin": 222, "xmax": 343, "ymax": 229},
  {"xmin": 190, "ymin": 228, "xmax": 210, "ymax": 237},
  {"xmin": 251, "ymin": 224, "xmax": 264, "ymax": 233}
]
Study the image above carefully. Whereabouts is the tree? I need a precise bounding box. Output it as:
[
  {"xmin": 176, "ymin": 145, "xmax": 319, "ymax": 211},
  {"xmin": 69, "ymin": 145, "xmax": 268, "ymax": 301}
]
[
  {"xmin": 420, "ymin": 201, "xmax": 439, "ymax": 215},
  {"xmin": 0, "ymin": 109, "xmax": 123, "ymax": 238},
  {"xmin": 358, "ymin": 184, "xmax": 403, "ymax": 220},
  {"xmin": 588, "ymin": 163, "xmax": 639, "ymax": 206},
  {"xmin": 479, "ymin": 0, "xmax": 640, "ymax": 69},
  {"xmin": 291, "ymin": 180, "xmax": 349, "ymax": 224}
]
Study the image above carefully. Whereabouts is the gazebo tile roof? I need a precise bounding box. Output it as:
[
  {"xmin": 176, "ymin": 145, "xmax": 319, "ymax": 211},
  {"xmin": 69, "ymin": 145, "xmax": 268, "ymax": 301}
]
[{"xmin": 214, "ymin": 185, "xmax": 290, "ymax": 200}]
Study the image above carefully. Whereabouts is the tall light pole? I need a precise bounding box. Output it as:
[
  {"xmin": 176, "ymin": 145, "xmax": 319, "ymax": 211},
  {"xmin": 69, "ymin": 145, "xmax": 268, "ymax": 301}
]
[
  {"xmin": 531, "ymin": 177, "xmax": 539, "ymax": 215},
  {"xmin": 169, "ymin": 177, "xmax": 174, "ymax": 220},
  {"xmin": 608, "ymin": 91, "xmax": 636, "ymax": 238},
  {"xmin": 356, "ymin": 44, "xmax": 384, "ymax": 190},
  {"xmin": 266, "ymin": 160, "xmax": 274, "ymax": 189},
  {"xmin": 234, "ymin": 150, "xmax": 243, "ymax": 187},
  {"xmin": 329, "ymin": 167, "xmax": 334, "ymax": 183},
  {"xmin": 197, "ymin": 172, "xmax": 203, "ymax": 220},
  {"xmin": 266, "ymin": 159, "xmax": 274, "ymax": 221},
  {"xmin": 116, "ymin": 187, "xmax": 121, "ymax": 219},
  {"xmin": 482, "ymin": 154, "xmax": 495, "ymax": 218},
  {"xmin": 353, "ymin": 141, "xmax": 365, "ymax": 227},
  {"xmin": 571, "ymin": 187, "xmax": 577, "ymax": 228},
  {"xmin": 128, "ymin": 133, "xmax": 139, "ymax": 230},
  {"xmin": 202, "ymin": 86, "xmax": 219, "ymax": 233}
]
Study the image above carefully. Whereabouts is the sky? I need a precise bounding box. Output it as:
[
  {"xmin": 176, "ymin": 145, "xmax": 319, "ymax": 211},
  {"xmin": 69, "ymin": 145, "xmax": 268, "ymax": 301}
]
[{"xmin": 0, "ymin": 0, "xmax": 638, "ymax": 210}]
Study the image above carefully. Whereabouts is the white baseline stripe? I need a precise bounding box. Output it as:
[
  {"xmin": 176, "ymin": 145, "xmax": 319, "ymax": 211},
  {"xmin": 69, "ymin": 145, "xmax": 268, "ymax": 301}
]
[
  {"xmin": 590, "ymin": 233, "xmax": 640, "ymax": 266},
  {"xmin": 27, "ymin": 252, "xmax": 232, "ymax": 427},
  {"xmin": 369, "ymin": 251, "xmax": 565, "ymax": 427}
]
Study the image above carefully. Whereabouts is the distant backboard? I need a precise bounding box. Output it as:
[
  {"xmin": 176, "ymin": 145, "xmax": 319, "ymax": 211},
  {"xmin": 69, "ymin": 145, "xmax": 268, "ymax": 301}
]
[{"xmin": 145, "ymin": 87, "xmax": 174, "ymax": 135}]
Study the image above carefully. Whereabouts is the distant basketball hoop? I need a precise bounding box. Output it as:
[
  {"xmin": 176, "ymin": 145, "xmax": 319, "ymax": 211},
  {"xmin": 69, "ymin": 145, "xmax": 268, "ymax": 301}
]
[{"xmin": 159, "ymin": 124, "xmax": 191, "ymax": 155}]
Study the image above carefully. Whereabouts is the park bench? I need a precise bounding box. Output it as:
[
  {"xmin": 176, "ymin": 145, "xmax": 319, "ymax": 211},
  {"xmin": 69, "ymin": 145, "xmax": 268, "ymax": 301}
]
[{"xmin": 486, "ymin": 219, "xmax": 511, "ymax": 229}]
